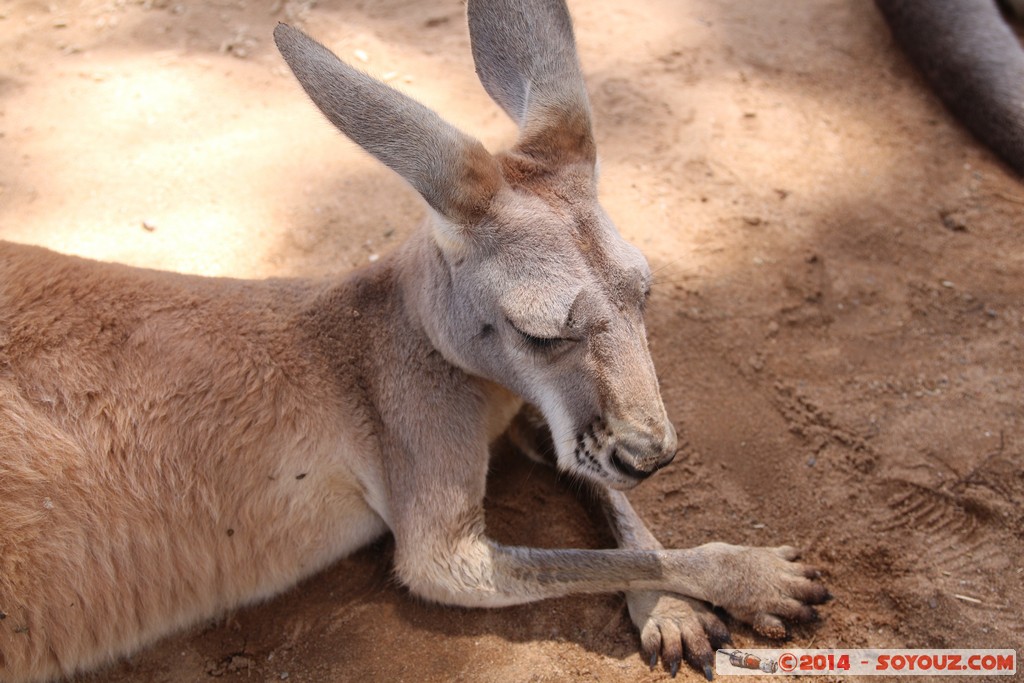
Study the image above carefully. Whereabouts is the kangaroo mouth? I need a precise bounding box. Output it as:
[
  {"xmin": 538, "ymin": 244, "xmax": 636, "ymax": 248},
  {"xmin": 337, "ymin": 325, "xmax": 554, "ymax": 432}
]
[{"xmin": 609, "ymin": 449, "xmax": 653, "ymax": 481}]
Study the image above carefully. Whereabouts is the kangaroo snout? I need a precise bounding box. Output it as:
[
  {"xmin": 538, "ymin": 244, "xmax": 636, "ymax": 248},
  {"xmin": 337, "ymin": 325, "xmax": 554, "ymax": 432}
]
[{"xmin": 606, "ymin": 419, "xmax": 678, "ymax": 481}]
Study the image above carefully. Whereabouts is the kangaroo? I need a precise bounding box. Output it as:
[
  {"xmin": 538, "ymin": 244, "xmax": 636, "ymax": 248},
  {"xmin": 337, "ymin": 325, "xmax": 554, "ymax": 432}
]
[
  {"xmin": 0, "ymin": 1, "xmax": 829, "ymax": 681},
  {"xmin": 876, "ymin": 0, "xmax": 1024, "ymax": 176}
]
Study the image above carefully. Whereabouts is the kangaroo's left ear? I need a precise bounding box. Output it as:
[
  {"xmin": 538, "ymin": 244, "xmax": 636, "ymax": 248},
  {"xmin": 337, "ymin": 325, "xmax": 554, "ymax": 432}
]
[
  {"xmin": 274, "ymin": 24, "xmax": 502, "ymax": 235},
  {"xmin": 467, "ymin": 0, "xmax": 596, "ymax": 169}
]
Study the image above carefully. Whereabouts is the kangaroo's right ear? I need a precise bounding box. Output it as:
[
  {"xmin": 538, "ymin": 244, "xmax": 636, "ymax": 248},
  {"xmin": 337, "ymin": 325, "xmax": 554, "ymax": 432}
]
[
  {"xmin": 468, "ymin": 0, "xmax": 596, "ymax": 168},
  {"xmin": 273, "ymin": 24, "xmax": 501, "ymax": 237}
]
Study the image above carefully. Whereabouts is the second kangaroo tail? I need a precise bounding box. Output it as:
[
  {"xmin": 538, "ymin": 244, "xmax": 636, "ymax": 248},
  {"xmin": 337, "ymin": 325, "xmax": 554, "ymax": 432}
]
[{"xmin": 876, "ymin": 0, "xmax": 1024, "ymax": 176}]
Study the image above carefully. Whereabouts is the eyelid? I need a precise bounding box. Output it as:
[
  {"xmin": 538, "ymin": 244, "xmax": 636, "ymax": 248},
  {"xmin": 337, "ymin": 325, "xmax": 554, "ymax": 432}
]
[
  {"xmin": 506, "ymin": 318, "xmax": 568, "ymax": 350},
  {"xmin": 521, "ymin": 333, "xmax": 563, "ymax": 350}
]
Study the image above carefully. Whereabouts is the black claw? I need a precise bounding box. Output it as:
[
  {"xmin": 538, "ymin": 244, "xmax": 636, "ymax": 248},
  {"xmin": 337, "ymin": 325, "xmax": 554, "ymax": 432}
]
[
  {"xmin": 669, "ymin": 660, "xmax": 680, "ymax": 678},
  {"xmin": 709, "ymin": 631, "xmax": 732, "ymax": 650},
  {"xmin": 802, "ymin": 585, "xmax": 832, "ymax": 605},
  {"xmin": 649, "ymin": 652, "xmax": 658, "ymax": 671},
  {"xmin": 686, "ymin": 648, "xmax": 716, "ymax": 681},
  {"xmin": 704, "ymin": 663, "xmax": 714, "ymax": 681}
]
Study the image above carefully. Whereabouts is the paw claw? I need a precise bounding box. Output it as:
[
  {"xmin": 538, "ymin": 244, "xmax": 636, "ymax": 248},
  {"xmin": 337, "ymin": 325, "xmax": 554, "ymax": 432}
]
[
  {"xmin": 797, "ymin": 580, "xmax": 832, "ymax": 605},
  {"xmin": 704, "ymin": 663, "xmax": 714, "ymax": 681},
  {"xmin": 628, "ymin": 590, "xmax": 728, "ymax": 679},
  {"xmin": 684, "ymin": 645, "xmax": 716, "ymax": 682},
  {"xmin": 792, "ymin": 604, "xmax": 820, "ymax": 623},
  {"xmin": 700, "ymin": 612, "xmax": 731, "ymax": 648},
  {"xmin": 701, "ymin": 544, "xmax": 830, "ymax": 639},
  {"xmin": 775, "ymin": 545, "xmax": 802, "ymax": 561}
]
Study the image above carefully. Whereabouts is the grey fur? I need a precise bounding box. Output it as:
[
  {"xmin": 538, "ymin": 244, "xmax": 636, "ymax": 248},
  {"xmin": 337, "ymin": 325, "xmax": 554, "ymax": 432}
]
[
  {"xmin": 274, "ymin": 24, "xmax": 501, "ymax": 224},
  {"xmin": 468, "ymin": 0, "xmax": 595, "ymax": 164},
  {"xmin": 877, "ymin": 0, "xmax": 1024, "ymax": 175}
]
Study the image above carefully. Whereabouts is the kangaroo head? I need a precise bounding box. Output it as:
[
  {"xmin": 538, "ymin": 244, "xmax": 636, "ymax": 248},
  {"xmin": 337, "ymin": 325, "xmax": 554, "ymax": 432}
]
[
  {"xmin": 274, "ymin": 0, "xmax": 677, "ymax": 490},
  {"xmin": 443, "ymin": 162, "xmax": 678, "ymax": 490}
]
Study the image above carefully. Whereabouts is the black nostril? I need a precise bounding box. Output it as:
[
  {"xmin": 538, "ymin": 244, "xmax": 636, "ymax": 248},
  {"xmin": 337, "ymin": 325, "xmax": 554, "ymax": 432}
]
[{"xmin": 609, "ymin": 449, "xmax": 654, "ymax": 480}]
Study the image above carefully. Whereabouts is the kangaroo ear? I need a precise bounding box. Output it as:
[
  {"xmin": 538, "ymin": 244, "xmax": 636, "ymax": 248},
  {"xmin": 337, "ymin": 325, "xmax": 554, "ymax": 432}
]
[
  {"xmin": 274, "ymin": 24, "xmax": 501, "ymax": 230},
  {"xmin": 467, "ymin": 0, "xmax": 596, "ymax": 167}
]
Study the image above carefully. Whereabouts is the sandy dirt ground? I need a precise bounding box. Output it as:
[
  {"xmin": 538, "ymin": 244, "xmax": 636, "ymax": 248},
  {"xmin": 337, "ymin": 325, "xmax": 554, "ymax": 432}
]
[{"xmin": 2, "ymin": 1, "xmax": 1023, "ymax": 681}]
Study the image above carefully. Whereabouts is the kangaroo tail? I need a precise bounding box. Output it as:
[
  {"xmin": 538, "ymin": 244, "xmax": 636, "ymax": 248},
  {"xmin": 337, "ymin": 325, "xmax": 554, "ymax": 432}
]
[{"xmin": 876, "ymin": 0, "xmax": 1024, "ymax": 176}]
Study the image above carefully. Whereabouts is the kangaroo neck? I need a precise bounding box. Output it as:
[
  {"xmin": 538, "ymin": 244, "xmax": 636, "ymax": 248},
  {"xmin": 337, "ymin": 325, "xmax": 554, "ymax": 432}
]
[
  {"xmin": 394, "ymin": 224, "xmax": 466, "ymax": 367},
  {"xmin": 393, "ymin": 223, "xmax": 524, "ymax": 433}
]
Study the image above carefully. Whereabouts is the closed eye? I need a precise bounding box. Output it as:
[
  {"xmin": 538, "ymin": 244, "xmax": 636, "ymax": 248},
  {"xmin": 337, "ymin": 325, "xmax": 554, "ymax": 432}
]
[
  {"xmin": 507, "ymin": 319, "xmax": 569, "ymax": 353},
  {"xmin": 519, "ymin": 331, "xmax": 564, "ymax": 350}
]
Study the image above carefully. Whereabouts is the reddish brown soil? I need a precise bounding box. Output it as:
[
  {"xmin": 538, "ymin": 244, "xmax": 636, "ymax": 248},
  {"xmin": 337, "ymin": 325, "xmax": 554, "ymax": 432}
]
[{"xmin": 2, "ymin": 1, "xmax": 1022, "ymax": 681}]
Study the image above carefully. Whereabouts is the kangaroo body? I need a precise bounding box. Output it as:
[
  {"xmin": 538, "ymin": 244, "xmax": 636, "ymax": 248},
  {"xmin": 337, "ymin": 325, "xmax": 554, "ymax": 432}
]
[
  {"xmin": 0, "ymin": 2, "xmax": 836, "ymax": 681},
  {"xmin": 0, "ymin": 238, "xmax": 508, "ymax": 679}
]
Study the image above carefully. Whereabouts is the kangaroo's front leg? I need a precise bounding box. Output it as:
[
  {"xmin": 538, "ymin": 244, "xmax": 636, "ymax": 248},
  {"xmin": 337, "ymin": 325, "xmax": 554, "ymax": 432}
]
[
  {"xmin": 509, "ymin": 409, "xmax": 726, "ymax": 676},
  {"xmin": 385, "ymin": 390, "xmax": 828, "ymax": 638},
  {"xmin": 597, "ymin": 488, "xmax": 825, "ymax": 679},
  {"xmin": 508, "ymin": 407, "xmax": 824, "ymax": 678},
  {"xmin": 393, "ymin": 487, "xmax": 828, "ymax": 621},
  {"xmin": 597, "ymin": 487, "xmax": 730, "ymax": 679}
]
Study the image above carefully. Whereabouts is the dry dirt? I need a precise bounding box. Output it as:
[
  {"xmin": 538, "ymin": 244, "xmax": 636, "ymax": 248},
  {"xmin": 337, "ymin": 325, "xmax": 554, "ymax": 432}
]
[{"xmin": 2, "ymin": 1, "xmax": 1023, "ymax": 681}]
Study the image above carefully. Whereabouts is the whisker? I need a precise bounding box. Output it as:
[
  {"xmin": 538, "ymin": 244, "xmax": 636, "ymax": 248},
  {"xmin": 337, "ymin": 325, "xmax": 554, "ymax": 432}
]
[{"xmin": 648, "ymin": 254, "xmax": 693, "ymax": 278}]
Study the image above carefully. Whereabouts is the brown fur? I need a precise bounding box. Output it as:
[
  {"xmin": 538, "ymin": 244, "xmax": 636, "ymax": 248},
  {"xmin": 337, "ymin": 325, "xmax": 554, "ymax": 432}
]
[{"xmin": 0, "ymin": 245, "xmax": 381, "ymax": 679}]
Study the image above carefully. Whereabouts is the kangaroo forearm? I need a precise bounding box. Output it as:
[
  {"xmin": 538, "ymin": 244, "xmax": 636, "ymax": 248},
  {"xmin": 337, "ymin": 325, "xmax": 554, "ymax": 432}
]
[
  {"xmin": 398, "ymin": 536, "xmax": 721, "ymax": 608},
  {"xmin": 593, "ymin": 487, "xmax": 663, "ymax": 551},
  {"xmin": 484, "ymin": 542, "xmax": 716, "ymax": 605}
]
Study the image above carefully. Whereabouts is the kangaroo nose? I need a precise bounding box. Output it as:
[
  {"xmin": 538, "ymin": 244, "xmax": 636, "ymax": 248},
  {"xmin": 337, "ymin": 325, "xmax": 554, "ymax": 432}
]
[
  {"xmin": 660, "ymin": 420, "xmax": 678, "ymax": 466},
  {"xmin": 608, "ymin": 420, "xmax": 678, "ymax": 480}
]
